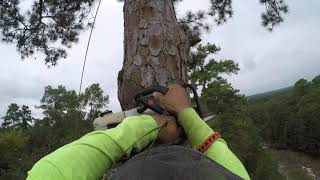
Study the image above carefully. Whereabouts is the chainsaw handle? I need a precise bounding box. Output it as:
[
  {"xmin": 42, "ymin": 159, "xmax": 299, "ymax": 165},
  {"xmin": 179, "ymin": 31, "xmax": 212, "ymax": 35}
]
[
  {"xmin": 183, "ymin": 84, "xmax": 204, "ymax": 119},
  {"xmin": 134, "ymin": 85, "xmax": 169, "ymax": 100},
  {"xmin": 135, "ymin": 84, "xmax": 204, "ymax": 119},
  {"xmin": 135, "ymin": 85, "xmax": 169, "ymax": 114}
]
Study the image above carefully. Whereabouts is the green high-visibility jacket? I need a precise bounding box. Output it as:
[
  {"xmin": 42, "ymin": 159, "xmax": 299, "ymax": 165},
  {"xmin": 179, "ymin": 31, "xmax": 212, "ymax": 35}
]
[{"xmin": 27, "ymin": 108, "xmax": 250, "ymax": 180}]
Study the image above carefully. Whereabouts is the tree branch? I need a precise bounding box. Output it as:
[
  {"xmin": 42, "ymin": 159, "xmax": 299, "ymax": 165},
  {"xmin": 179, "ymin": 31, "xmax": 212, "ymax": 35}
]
[{"xmin": 34, "ymin": 0, "xmax": 44, "ymax": 30}]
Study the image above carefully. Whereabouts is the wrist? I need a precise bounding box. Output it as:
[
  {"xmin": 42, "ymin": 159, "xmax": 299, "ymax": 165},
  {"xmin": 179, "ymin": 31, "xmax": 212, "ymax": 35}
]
[
  {"xmin": 152, "ymin": 115, "xmax": 167, "ymax": 126},
  {"xmin": 176, "ymin": 105, "xmax": 192, "ymax": 115},
  {"xmin": 177, "ymin": 108, "xmax": 214, "ymax": 147}
]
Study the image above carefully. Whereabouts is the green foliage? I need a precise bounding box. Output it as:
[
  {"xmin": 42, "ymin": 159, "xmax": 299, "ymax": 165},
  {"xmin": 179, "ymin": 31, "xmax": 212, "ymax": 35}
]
[
  {"xmin": 1, "ymin": 104, "xmax": 33, "ymax": 129},
  {"xmin": 249, "ymin": 86, "xmax": 293, "ymax": 101},
  {"xmin": 188, "ymin": 43, "xmax": 239, "ymax": 92},
  {"xmin": 210, "ymin": 110, "xmax": 260, "ymax": 162},
  {"xmin": 0, "ymin": 0, "xmax": 288, "ymax": 65},
  {"xmin": 38, "ymin": 83, "xmax": 108, "ymax": 123},
  {"xmin": 179, "ymin": 10, "xmax": 209, "ymax": 47},
  {"xmin": 252, "ymin": 149, "xmax": 285, "ymax": 180},
  {"xmin": 39, "ymin": 85, "xmax": 80, "ymax": 125},
  {"xmin": 1, "ymin": 103, "xmax": 20, "ymax": 128},
  {"xmin": 187, "ymin": 43, "xmax": 242, "ymax": 115},
  {"xmin": 294, "ymin": 78, "xmax": 309, "ymax": 95},
  {"xmin": 40, "ymin": 85, "xmax": 79, "ymax": 114},
  {"xmin": 248, "ymin": 75, "xmax": 320, "ymax": 156},
  {"xmin": 0, "ymin": 83, "xmax": 109, "ymax": 179},
  {"xmin": 186, "ymin": 42, "xmax": 288, "ymax": 178},
  {"xmin": 0, "ymin": 130, "xmax": 26, "ymax": 179},
  {"xmin": 201, "ymin": 80, "xmax": 245, "ymax": 115},
  {"xmin": 260, "ymin": 0, "xmax": 289, "ymax": 31},
  {"xmin": 0, "ymin": 130, "xmax": 26, "ymax": 157},
  {"xmin": 208, "ymin": 108, "xmax": 285, "ymax": 179},
  {"xmin": 80, "ymin": 83, "xmax": 109, "ymax": 121},
  {"xmin": 311, "ymin": 75, "xmax": 320, "ymax": 86},
  {"xmin": 188, "ymin": 43, "xmax": 283, "ymax": 178},
  {"xmin": 178, "ymin": 0, "xmax": 288, "ymax": 47},
  {"xmin": 0, "ymin": 0, "xmax": 98, "ymax": 65}
]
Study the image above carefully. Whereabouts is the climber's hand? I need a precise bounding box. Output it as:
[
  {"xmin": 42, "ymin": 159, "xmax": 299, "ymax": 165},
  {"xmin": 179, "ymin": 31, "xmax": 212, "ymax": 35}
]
[
  {"xmin": 153, "ymin": 84, "xmax": 191, "ymax": 115},
  {"xmin": 152, "ymin": 115, "xmax": 183, "ymax": 143}
]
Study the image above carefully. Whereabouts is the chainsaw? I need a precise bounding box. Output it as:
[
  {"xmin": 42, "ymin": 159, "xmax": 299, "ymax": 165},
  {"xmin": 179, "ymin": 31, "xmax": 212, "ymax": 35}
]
[{"xmin": 93, "ymin": 84, "xmax": 214, "ymax": 130}]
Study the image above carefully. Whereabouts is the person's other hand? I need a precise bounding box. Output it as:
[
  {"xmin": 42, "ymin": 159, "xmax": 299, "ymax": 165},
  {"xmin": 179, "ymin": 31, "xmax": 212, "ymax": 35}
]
[
  {"xmin": 152, "ymin": 115, "xmax": 183, "ymax": 143},
  {"xmin": 153, "ymin": 84, "xmax": 191, "ymax": 115}
]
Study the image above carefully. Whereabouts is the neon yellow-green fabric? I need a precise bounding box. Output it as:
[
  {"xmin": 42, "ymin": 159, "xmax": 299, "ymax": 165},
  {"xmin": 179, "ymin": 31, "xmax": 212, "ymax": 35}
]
[
  {"xmin": 27, "ymin": 115, "xmax": 159, "ymax": 180},
  {"xmin": 27, "ymin": 108, "xmax": 250, "ymax": 180},
  {"xmin": 178, "ymin": 108, "xmax": 250, "ymax": 180}
]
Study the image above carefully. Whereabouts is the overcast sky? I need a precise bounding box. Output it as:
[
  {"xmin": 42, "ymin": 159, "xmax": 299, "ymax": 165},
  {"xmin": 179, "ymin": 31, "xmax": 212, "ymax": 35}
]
[{"xmin": 0, "ymin": 0, "xmax": 319, "ymax": 118}]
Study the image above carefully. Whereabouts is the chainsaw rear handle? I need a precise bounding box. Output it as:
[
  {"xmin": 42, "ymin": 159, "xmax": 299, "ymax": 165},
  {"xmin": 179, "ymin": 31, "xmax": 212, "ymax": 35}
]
[
  {"xmin": 94, "ymin": 84, "xmax": 205, "ymax": 130},
  {"xmin": 135, "ymin": 85, "xmax": 169, "ymax": 98},
  {"xmin": 183, "ymin": 84, "xmax": 204, "ymax": 119},
  {"xmin": 135, "ymin": 85, "xmax": 169, "ymax": 114},
  {"xmin": 135, "ymin": 84, "xmax": 203, "ymax": 119}
]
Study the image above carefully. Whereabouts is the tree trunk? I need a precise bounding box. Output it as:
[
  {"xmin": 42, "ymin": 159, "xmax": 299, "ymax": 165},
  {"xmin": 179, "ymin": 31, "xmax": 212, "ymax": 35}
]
[{"xmin": 118, "ymin": 0, "xmax": 189, "ymax": 110}]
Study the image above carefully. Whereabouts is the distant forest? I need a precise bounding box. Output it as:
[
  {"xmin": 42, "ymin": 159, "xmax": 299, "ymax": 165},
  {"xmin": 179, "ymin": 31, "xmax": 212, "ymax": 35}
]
[
  {"xmin": 248, "ymin": 75, "xmax": 320, "ymax": 156},
  {"xmin": 1, "ymin": 75, "xmax": 319, "ymax": 179}
]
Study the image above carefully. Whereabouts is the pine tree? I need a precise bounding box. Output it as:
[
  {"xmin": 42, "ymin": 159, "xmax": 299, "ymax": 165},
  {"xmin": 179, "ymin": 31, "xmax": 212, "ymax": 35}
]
[
  {"xmin": 1, "ymin": 104, "xmax": 33, "ymax": 129},
  {"xmin": 0, "ymin": 0, "xmax": 288, "ymax": 108}
]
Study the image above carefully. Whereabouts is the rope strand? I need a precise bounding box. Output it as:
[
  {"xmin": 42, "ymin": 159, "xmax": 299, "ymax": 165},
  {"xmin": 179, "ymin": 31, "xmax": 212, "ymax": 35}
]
[{"xmin": 78, "ymin": 0, "xmax": 102, "ymax": 95}]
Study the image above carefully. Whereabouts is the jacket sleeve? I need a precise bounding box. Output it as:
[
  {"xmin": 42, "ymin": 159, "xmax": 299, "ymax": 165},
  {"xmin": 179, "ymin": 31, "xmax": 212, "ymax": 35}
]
[
  {"xmin": 178, "ymin": 108, "xmax": 250, "ymax": 180},
  {"xmin": 27, "ymin": 115, "xmax": 159, "ymax": 180}
]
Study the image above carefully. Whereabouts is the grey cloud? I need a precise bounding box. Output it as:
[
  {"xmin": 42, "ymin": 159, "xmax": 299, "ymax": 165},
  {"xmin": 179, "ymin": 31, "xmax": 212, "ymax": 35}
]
[
  {"xmin": 0, "ymin": 0, "xmax": 124, "ymax": 117},
  {"xmin": 239, "ymin": 56, "xmax": 257, "ymax": 73},
  {"xmin": 201, "ymin": 0, "xmax": 320, "ymax": 95},
  {"xmin": 0, "ymin": 0, "xmax": 320, "ymax": 118}
]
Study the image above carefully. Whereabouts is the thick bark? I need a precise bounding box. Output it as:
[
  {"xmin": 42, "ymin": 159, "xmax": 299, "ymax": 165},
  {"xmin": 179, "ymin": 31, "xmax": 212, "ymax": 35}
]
[{"xmin": 118, "ymin": 0, "xmax": 189, "ymax": 110}]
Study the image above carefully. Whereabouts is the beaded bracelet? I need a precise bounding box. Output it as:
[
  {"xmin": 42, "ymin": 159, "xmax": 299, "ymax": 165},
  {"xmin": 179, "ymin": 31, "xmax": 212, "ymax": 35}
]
[{"xmin": 197, "ymin": 132, "xmax": 221, "ymax": 153}]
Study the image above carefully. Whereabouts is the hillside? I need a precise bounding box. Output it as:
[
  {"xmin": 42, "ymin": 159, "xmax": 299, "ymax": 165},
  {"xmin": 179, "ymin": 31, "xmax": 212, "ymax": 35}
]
[
  {"xmin": 249, "ymin": 86, "xmax": 293, "ymax": 101},
  {"xmin": 247, "ymin": 76, "xmax": 320, "ymax": 178},
  {"xmin": 247, "ymin": 75, "xmax": 320, "ymax": 155}
]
